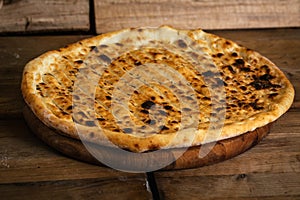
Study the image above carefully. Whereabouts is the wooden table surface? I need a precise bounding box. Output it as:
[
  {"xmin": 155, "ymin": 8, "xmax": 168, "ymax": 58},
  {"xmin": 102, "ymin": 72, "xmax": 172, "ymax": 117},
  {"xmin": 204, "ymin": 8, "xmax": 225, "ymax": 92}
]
[{"xmin": 0, "ymin": 28, "xmax": 299, "ymax": 200}]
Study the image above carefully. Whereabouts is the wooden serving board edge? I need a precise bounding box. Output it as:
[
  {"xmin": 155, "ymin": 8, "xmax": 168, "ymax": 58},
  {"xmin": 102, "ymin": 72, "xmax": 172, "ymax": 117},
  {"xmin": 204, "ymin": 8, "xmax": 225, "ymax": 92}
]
[{"xmin": 23, "ymin": 106, "xmax": 271, "ymax": 171}]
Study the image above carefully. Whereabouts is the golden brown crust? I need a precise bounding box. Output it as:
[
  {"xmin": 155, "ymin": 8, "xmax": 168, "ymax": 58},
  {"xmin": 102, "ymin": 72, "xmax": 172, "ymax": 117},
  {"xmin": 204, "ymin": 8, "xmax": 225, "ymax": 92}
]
[{"xmin": 21, "ymin": 26, "xmax": 294, "ymax": 152}]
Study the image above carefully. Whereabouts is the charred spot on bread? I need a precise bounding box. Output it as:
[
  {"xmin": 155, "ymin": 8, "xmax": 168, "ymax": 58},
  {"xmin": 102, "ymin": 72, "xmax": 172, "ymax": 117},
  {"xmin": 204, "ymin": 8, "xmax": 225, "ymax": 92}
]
[
  {"xmin": 123, "ymin": 128, "xmax": 133, "ymax": 134},
  {"xmin": 177, "ymin": 39, "xmax": 188, "ymax": 48},
  {"xmin": 99, "ymin": 54, "xmax": 111, "ymax": 63},
  {"xmin": 141, "ymin": 100, "xmax": 155, "ymax": 109},
  {"xmin": 74, "ymin": 60, "xmax": 83, "ymax": 64}
]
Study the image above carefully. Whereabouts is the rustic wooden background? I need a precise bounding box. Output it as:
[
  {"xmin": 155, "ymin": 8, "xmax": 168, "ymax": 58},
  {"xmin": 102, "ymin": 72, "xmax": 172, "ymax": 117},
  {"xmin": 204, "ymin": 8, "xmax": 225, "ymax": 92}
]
[
  {"xmin": 0, "ymin": 0, "xmax": 299, "ymax": 199},
  {"xmin": 95, "ymin": 0, "xmax": 300, "ymax": 33},
  {"xmin": 0, "ymin": 0, "xmax": 299, "ymax": 34},
  {"xmin": 0, "ymin": 0, "xmax": 90, "ymax": 33},
  {"xmin": 0, "ymin": 28, "xmax": 299, "ymax": 199}
]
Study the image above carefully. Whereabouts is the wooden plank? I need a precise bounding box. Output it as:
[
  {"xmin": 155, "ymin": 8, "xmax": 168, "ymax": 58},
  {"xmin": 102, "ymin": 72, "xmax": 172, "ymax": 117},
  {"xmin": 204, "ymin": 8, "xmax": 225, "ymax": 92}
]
[
  {"xmin": 154, "ymin": 115, "xmax": 300, "ymax": 199},
  {"xmin": 0, "ymin": 0, "xmax": 90, "ymax": 33},
  {"xmin": 0, "ymin": 118, "xmax": 299, "ymax": 199},
  {"xmin": 155, "ymin": 173, "xmax": 300, "ymax": 199},
  {"xmin": 95, "ymin": 0, "xmax": 300, "ymax": 33},
  {"xmin": 0, "ymin": 35, "xmax": 91, "ymax": 119},
  {"xmin": 1, "ymin": 114, "xmax": 299, "ymax": 182},
  {"xmin": 156, "ymin": 124, "xmax": 300, "ymax": 199},
  {"xmin": 0, "ymin": 119, "xmax": 148, "ymax": 184},
  {"xmin": 156, "ymin": 131, "xmax": 300, "ymax": 176},
  {"xmin": 0, "ymin": 119, "xmax": 151, "ymax": 198},
  {"xmin": 272, "ymin": 112, "xmax": 300, "ymax": 133},
  {"xmin": 0, "ymin": 178, "xmax": 151, "ymax": 200}
]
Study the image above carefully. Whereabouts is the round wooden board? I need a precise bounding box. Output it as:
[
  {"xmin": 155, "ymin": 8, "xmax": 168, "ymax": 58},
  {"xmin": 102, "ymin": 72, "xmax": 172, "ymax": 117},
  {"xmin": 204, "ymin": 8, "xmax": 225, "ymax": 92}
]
[{"xmin": 23, "ymin": 106, "xmax": 271, "ymax": 171}]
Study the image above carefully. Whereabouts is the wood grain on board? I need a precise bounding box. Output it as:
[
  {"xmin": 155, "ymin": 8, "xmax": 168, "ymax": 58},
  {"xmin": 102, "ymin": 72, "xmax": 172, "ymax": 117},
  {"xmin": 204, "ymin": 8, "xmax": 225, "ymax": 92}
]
[
  {"xmin": 0, "ymin": 35, "xmax": 91, "ymax": 118},
  {"xmin": 95, "ymin": 0, "xmax": 300, "ymax": 33},
  {"xmin": 0, "ymin": 0, "xmax": 90, "ymax": 33},
  {"xmin": 155, "ymin": 173, "xmax": 300, "ymax": 199},
  {"xmin": 0, "ymin": 119, "xmax": 151, "ymax": 199},
  {"xmin": 153, "ymin": 122, "xmax": 300, "ymax": 199},
  {"xmin": 0, "ymin": 178, "xmax": 151, "ymax": 200},
  {"xmin": 1, "ymin": 0, "xmax": 299, "ymax": 34}
]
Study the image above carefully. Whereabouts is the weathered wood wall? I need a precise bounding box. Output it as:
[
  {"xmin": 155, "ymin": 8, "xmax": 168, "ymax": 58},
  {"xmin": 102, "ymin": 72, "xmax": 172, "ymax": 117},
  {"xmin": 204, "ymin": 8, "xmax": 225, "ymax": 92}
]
[
  {"xmin": 0, "ymin": 28, "xmax": 299, "ymax": 199},
  {"xmin": 0, "ymin": 0, "xmax": 90, "ymax": 33},
  {"xmin": 95, "ymin": 0, "xmax": 300, "ymax": 33},
  {"xmin": 0, "ymin": 0, "xmax": 299, "ymax": 34}
]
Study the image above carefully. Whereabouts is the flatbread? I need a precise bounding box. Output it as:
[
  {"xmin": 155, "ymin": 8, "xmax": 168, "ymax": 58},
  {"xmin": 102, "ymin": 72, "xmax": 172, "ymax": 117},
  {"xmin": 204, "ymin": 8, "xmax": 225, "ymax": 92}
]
[{"xmin": 21, "ymin": 26, "xmax": 294, "ymax": 152}]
